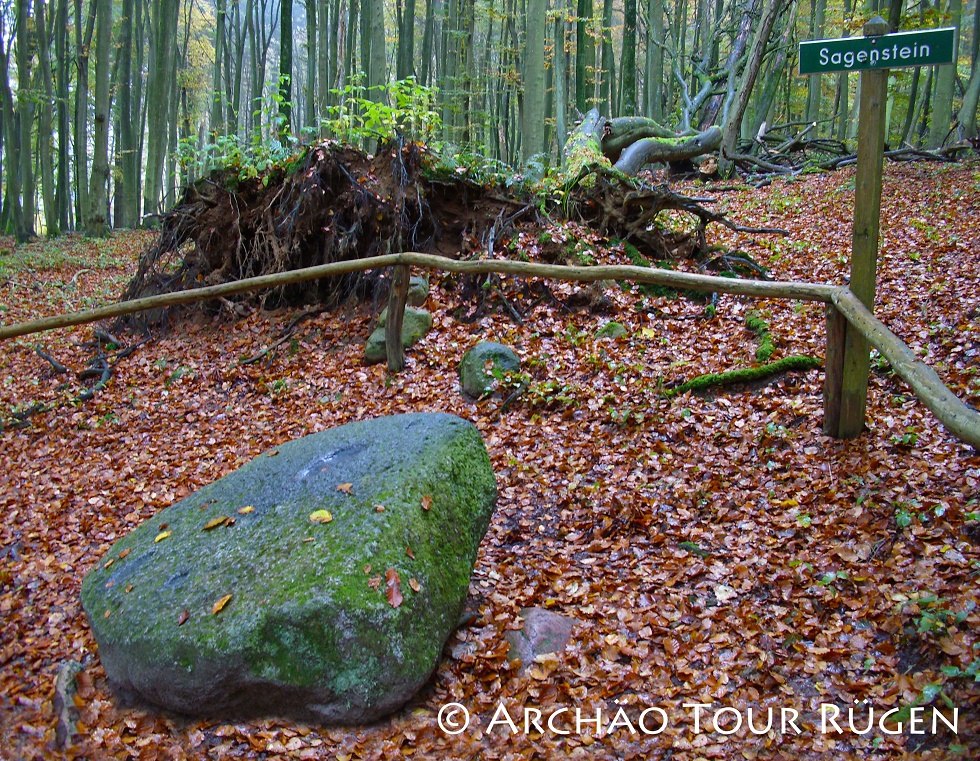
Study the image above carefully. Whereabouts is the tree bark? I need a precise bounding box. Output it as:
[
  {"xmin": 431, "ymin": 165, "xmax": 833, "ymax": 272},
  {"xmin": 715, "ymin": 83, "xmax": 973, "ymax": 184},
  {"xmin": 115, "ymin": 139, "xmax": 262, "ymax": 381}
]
[
  {"xmin": 521, "ymin": 0, "xmax": 546, "ymax": 161},
  {"xmin": 280, "ymin": 0, "xmax": 293, "ymax": 129},
  {"xmin": 16, "ymin": 0, "xmax": 36, "ymax": 238},
  {"xmin": 614, "ymin": 127, "xmax": 722, "ymax": 174},
  {"xmin": 34, "ymin": 0, "xmax": 59, "ymax": 235},
  {"xmin": 718, "ymin": 0, "xmax": 787, "ymax": 177},
  {"xmin": 927, "ymin": 0, "xmax": 960, "ymax": 148}
]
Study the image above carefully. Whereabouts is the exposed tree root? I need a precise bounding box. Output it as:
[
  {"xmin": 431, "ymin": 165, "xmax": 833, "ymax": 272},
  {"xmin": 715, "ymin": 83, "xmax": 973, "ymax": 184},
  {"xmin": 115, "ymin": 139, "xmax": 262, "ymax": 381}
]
[{"xmin": 123, "ymin": 139, "xmax": 783, "ymax": 318}]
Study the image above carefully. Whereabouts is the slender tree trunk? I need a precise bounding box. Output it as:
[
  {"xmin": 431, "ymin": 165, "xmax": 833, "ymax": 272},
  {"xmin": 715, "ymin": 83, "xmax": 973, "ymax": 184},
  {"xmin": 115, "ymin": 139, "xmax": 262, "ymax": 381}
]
[
  {"xmin": 16, "ymin": 0, "xmax": 36, "ymax": 237},
  {"xmin": 85, "ymin": 0, "xmax": 112, "ymax": 236},
  {"xmin": 54, "ymin": 0, "xmax": 70, "ymax": 230},
  {"xmin": 0, "ymin": 26, "xmax": 25, "ymax": 237},
  {"xmin": 620, "ymin": 0, "xmax": 637, "ymax": 115},
  {"xmin": 805, "ymin": 0, "xmax": 826, "ymax": 131},
  {"xmin": 280, "ymin": 0, "xmax": 293, "ymax": 129},
  {"xmin": 211, "ymin": 0, "xmax": 227, "ymax": 136},
  {"xmin": 599, "ymin": 0, "xmax": 614, "ymax": 114},
  {"xmin": 35, "ymin": 0, "xmax": 59, "ymax": 235},
  {"xmin": 304, "ymin": 0, "xmax": 317, "ymax": 127},
  {"xmin": 368, "ymin": 0, "xmax": 386, "ymax": 92},
  {"xmin": 718, "ymin": 0, "xmax": 787, "ymax": 176},
  {"xmin": 420, "ymin": 0, "xmax": 435, "ymax": 85},
  {"xmin": 744, "ymin": 0, "xmax": 797, "ymax": 139},
  {"xmin": 927, "ymin": 0, "xmax": 960, "ymax": 147},
  {"xmin": 644, "ymin": 0, "xmax": 664, "ymax": 120},
  {"xmin": 143, "ymin": 0, "xmax": 178, "ymax": 216},
  {"xmin": 958, "ymin": 59, "xmax": 980, "ymax": 139},
  {"xmin": 522, "ymin": 0, "xmax": 546, "ymax": 160},
  {"xmin": 397, "ymin": 0, "xmax": 416, "ymax": 79},
  {"xmin": 116, "ymin": 0, "xmax": 136, "ymax": 227},
  {"xmin": 575, "ymin": 0, "xmax": 594, "ymax": 112},
  {"xmin": 553, "ymin": 5, "xmax": 568, "ymax": 158}
]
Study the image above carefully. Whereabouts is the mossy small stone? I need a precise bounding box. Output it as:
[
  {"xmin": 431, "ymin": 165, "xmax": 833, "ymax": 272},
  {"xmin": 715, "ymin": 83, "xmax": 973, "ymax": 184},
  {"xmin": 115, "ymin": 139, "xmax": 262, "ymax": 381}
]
[
  {"xmin": 81, "ymin": 413, "xmax": 497, "ymax": 724},
  {"xmin": 407, "ymin": 276, "xmax": 429, "ymax": 307},
  {"xmin": 364, "ymin": 308, "xmax": 433, "ymax": 364},
  {"xmin": 459, "ymin": 342, "xmax": 521, "ymax": 398},
  {"xmin": 595, "ymin": 321, "xmax": 627, "ymax": 340}
]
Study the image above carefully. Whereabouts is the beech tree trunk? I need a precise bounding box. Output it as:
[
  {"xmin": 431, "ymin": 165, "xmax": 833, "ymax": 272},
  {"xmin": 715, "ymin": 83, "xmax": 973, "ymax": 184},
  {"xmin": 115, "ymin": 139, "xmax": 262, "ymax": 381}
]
[{"xmin": 718, "ymin": 0, "xmax": 787, "ymax": 177}]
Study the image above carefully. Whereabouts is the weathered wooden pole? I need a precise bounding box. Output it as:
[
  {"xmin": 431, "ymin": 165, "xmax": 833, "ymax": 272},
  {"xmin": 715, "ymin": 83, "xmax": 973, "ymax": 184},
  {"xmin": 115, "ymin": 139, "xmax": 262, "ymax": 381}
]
[
  {"xmin": 835, "ymin": 16, "xmax": 890, "ymax": 437},
  {"xmin": 818, "ymin": 17, "xmax": 889, "ymax": 437},
  {"xmin": 385, "ymin": 264, "xmax": 410, "ymax": 372}
]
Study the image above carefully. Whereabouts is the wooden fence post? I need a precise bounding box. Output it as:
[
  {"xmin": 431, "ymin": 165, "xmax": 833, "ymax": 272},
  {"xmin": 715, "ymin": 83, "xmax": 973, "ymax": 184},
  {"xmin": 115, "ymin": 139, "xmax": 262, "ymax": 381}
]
[
  {"xmin": 385, "ymin": 264, "xmax": 410, "ymax": 372},
  {"xmin": 823, "ymin": 304, "xmax": 847, "ymax": 435},
  {"xmin": 834, "ymin": 16, "xmax": 890, "ymax": 438}
]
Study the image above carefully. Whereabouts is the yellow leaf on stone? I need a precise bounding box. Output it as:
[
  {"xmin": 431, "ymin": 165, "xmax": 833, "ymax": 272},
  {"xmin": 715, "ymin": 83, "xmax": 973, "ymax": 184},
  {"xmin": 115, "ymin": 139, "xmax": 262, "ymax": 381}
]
[
  {"xmin": 203, "ymin": 516, "xmax": 229, "ymax": 530},
  {"xmin": 237, "ymin": 505, "xmax": 255, "ymax": 515},
  {"xmin": 336, "ymin": 483, "xmax": 353, "ymax": 494},
  {"xmin": 154, "ymin": 530, "xmax": 172, "ymax": 543},
  {"xmin": 212, "ymin": 594, "xmax": 233, "ymax": 615},
  {"xmin": 309, "ymin": 510, "xmax": 333, "ymax": 524}
]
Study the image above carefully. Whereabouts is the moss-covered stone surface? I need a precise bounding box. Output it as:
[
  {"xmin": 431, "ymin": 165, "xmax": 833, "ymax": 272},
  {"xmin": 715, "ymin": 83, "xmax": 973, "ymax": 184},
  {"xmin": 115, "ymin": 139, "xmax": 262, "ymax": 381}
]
[
  {"xmin": 364, "ymin": 307, "xmax": 433, "ymax": 364},
  {"xmin": 595, "ymin": 321, "xmax": 627, "ymax": 340},
  {"xmin": 459, "ymin": 342, "xmax": 521, "ymax": 398},
  {"xmin": 407, "ymin": 276, "xmax": 429, "ymax": 307},
  {"xmin": 81, "ymin": 413, "xmax": 497, "ymax": 724}
]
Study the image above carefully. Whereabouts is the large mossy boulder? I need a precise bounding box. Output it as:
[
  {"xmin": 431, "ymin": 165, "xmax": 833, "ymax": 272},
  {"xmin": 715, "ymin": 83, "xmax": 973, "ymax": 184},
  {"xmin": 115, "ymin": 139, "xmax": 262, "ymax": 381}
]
[
  {"xmin": 459, "ymin": 342, "xmax": 521, "ymax": 399},
  {"xmin": 81, "ymin": 413, "xmax": 497, "ymax": 724},
  {"xmin": 364, "ymin": 307, "xmax": 433, "ymax": 364}
]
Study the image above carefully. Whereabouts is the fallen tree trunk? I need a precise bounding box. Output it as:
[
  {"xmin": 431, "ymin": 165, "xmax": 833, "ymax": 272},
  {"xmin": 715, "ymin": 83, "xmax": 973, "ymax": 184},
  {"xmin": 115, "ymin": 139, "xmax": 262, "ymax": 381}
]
[
  {"xmin": 613, "ymin": 127, "xmax": 722, "ymax": 175},
  {"xmin": 564, "ymin": 108, "xmax": 721, "ymax": 175}
]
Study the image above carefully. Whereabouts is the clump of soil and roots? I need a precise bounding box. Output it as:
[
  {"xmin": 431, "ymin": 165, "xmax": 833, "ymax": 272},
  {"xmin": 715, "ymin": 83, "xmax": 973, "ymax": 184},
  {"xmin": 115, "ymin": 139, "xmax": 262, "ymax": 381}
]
[{"xmin": 124, "ymin": 139, "xmax": 773, "ymax": 311}]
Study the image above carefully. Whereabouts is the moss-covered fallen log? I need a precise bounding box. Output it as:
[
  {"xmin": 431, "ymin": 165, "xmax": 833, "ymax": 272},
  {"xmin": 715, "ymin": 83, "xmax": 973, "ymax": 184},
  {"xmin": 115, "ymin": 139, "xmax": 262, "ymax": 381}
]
[{"xmin": 665, "ymin": 355, "xmax": 822, "ymax": 398}]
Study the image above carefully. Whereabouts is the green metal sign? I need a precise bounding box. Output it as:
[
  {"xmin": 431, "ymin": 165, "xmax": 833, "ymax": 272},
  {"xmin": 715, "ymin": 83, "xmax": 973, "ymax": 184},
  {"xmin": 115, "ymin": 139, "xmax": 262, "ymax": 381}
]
[{"xmin": 799, "ymin": 27, "xmax": 957, "ymax": 75}]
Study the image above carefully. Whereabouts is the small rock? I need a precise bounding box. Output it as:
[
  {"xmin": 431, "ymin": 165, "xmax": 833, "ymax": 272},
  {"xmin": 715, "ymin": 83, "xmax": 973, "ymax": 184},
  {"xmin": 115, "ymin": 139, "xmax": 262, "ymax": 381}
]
[
  {"xmin": 53, "ymin": 660, "xmax": 85, "ymax": 749},
  {"xmin": 407, "ymin": 276, "xmax": 430, "ymax": 307},
  {"xmin": 364, "ymin": 308, "xmax": 433, "ymax": 364},
  {"xmin": 459, "ymin": 342, "xmax": 521, "ymax": 399},
  {"xmin": 504, "ymin": 607, "xmax": 577, "ymax": 673}
]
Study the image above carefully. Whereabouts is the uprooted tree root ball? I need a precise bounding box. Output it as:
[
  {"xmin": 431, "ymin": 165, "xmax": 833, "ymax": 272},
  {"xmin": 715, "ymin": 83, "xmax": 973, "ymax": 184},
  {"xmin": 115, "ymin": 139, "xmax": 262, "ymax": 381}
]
[{"xmin": 124, "ymin": 140, "xmax": 779, "ymax": 314}]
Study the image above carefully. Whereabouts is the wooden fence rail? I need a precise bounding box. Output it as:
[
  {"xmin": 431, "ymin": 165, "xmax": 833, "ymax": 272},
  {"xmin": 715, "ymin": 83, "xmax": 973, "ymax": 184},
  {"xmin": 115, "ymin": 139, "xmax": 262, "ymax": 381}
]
[{"xmin": 0, "ymin": 252, "xmax": 976, "ymax": 448}]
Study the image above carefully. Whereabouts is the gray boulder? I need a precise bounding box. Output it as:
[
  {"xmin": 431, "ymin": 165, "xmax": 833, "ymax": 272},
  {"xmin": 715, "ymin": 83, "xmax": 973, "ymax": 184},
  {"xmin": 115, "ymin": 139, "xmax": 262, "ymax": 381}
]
[
  {"xmin": 81, "ymin": 413, "xmax": 497, "ymax": 724},
  {"xmin": 364, "ymin": 307, "xmax": 433, "ymax": 364},
  {"xmin": 459, "ymin": 342, "xmax": 521, "ymax": 398}
]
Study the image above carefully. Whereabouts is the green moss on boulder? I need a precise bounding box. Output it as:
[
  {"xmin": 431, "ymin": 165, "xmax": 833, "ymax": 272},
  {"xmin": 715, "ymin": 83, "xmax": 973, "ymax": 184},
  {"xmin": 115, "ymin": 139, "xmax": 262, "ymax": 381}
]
[
  {"xmin": 81, "ymin": 413, "xmax": 497, "ymax": 724},
  {"xmin": 407, "ymin": 276, "xmax": 429, "ymax": 307},
  {"xmin": 364, "ymin": 307, "xmax": 433, "ymax": 364},
  {"xmin": 459, "ymin": 342, "xmax": 521, "ymax": 398}
]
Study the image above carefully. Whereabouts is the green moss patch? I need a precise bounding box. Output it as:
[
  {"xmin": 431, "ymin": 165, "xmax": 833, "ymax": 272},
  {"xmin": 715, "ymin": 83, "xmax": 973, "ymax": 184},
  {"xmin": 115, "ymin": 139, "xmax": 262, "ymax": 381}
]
[{"xmin": 665, "ymin": 355, "xmax": 821, "ymax": 398}]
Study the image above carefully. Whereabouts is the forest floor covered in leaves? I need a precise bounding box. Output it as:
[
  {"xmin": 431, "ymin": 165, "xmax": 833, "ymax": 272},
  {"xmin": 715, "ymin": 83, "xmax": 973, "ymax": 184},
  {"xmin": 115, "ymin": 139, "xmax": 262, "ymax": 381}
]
[{"xmin": 0, "ymin": 161, "xmax": 978, "ymax": 760}]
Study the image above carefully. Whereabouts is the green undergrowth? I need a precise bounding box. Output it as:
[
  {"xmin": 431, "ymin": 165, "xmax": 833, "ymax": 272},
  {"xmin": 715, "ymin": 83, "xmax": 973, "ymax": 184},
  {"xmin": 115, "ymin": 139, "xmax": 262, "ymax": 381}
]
[
  {"xmin": 665, "ymin": 355, "xmax": 821, "ymax": 398},
  {"xmin": 745, "ymin": 310, "xmax": 775, "ymax": 362}
]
